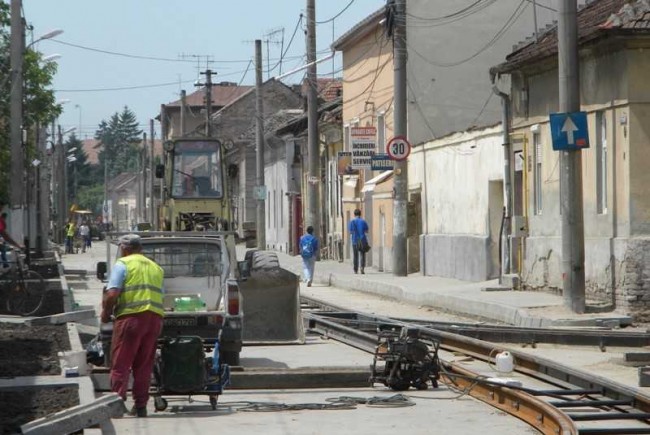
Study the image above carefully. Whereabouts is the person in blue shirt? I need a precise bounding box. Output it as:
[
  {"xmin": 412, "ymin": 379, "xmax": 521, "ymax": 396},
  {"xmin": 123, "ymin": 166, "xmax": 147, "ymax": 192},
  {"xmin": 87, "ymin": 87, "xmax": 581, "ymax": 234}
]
[
  {"xmin": 348, "ymin": 208, "xmax": 369, "ymax": 274},
  {"xmin": 299, "ymin": 226, "xmax": 319, "ymax": 287}
]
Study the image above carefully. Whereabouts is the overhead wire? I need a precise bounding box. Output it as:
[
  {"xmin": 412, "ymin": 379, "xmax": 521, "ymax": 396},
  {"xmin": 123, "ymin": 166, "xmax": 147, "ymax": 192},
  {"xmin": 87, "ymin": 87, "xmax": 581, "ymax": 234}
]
[
  {"xmin": 267, "ymin": 13, "xmax": 303, "ymax": 75},
  {"xmin": 316, "ymin": 0, "xmax": 356, "ymax": 24},
  {"xmin": 49, "ymin": 38, "xmax": 310, "ymax": 64},
  {"xmin": 406, "ymin": 0, "xmax": 528, "ymax": 68}
]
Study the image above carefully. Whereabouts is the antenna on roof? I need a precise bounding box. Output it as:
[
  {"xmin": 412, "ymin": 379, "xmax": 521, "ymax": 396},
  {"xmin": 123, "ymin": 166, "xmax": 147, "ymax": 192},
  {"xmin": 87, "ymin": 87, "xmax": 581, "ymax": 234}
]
[{"xmin": 178, "ymin": 53, "xmax": 215, "ymax": 79}]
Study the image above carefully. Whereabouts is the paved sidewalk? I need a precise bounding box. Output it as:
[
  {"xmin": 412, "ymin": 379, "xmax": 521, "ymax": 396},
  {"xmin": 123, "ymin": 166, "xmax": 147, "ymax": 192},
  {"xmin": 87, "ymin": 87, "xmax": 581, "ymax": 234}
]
[
  {"xmin": 274, "ymin": 250, "xmax": 632, "ymax": 328},
  {"xmin": 57, "ymin": 240, "xmax": 632, "ymax": 328}
]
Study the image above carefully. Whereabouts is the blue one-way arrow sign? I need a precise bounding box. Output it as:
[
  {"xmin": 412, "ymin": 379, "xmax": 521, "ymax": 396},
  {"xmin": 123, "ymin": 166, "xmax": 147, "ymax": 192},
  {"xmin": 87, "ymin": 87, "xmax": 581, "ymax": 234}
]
[{"xmin": 549, "ymin": 111, "xmax": 590, "ymax": 151}]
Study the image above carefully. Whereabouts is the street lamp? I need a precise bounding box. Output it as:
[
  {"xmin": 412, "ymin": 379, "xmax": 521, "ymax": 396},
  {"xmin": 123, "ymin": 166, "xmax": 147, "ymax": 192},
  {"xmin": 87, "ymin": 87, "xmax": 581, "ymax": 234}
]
[
  {"xmin": 27, "ymin": 29, "xmax": 63, "ymax": 49},
  {"xmin": 41, "ymin": 53, "xmax": 61, "ymax": 62}
]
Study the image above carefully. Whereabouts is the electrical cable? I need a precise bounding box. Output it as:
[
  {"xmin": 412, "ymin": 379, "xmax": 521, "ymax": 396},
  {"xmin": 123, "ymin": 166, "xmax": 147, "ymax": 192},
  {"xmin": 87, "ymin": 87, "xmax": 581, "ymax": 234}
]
[
  {"xmin": 467, "ymin": 91, "xmax": 494, "ymax": 128},
  {"xmin": 49, "ymin": 38, "xmax": 309, "ymax": 64},
  {"xmin": 316, "ymin": 0, "xmax": 356, "ymax": 24},
  {"xmin": 406, "ymin": 0, "xmax": 528, "ymax": 68},
  {"xmin": 405, "ymin": 0, "xmax": 493, "ymax": 22},
  {"xmin": 267, "ymin": 14, "xmax": 303, "ymax": 75}
]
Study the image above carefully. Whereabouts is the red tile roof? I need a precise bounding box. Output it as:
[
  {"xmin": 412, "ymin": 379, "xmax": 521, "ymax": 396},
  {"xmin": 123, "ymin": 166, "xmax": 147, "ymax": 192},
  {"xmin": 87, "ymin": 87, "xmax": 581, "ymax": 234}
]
[
  {"xmin": 492, "ymin": 0, "xmax": 650, "ymax": 74},
  {"xmin": 301, "ymin": 78, "xmax": 342, "ymax": 102},
  {"xmin": 166, "ymin": 83, "xmax": 253, "ymax": 108},
  {"xmin": 83, "ymin": 138, "xmax": 162, "ymax": 165}
]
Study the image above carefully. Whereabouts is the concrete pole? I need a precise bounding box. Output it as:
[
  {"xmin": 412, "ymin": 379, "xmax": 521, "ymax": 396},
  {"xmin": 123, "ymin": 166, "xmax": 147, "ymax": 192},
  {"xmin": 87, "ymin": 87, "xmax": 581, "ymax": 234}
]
[
  {"xmin": 558, "ymin": 0, "xmax": 585, "ymax": 313},
  {"xmin": 306, "ymin": 0, "xmax": 321, "ymax": 242},
  {"xmin": 159, "ymin": 104, "xmax": 166, "ymax": 230},
  {"xmin": 140, "ymin": 133, "xmax": 147, "ymax": 222},
  {"xmin": 57, "ymin": 125, "xmax": 67, "ymax": 244},
  {"xmin": 37, "ymin": 124, "xmax": 49, "ymax": 255},
  {"xmin": 180, "ymin": 90, "xmax": 186, "ymax": 137},
  {"xmin": 255, "ymin": 39, "xmax": 266, "ymax": 249},
  {"xmin": 149, "ymin": 119, "xmax": 155, "ymax": 225},
  {"xmin": 9, "ymin": 0, "xmax": 25, "ymax": 242},
  {"xmin": 204, "ymin": 70, "xmax": 213, "ymax": 137},
  {"xmin": 392, "ymin": 0, "xmax": 408, "ymax": 276}
]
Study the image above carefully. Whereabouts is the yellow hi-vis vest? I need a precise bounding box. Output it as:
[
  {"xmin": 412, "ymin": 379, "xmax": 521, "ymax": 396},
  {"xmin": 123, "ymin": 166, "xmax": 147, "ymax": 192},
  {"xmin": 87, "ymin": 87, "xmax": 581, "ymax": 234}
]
[{"xmin": 114, "ymin": 253, "xmax": 165, "ymax": 318}]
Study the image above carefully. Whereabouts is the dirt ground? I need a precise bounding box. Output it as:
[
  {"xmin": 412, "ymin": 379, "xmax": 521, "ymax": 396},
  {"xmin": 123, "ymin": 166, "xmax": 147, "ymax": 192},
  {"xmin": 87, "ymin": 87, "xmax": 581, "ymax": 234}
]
[
  {"xmin": 0, "ymin": 324, "xmax": 70, "ymax": 377},
  {"xmin": 0, "ymin": 323, "xmax": 74, "ymax": 433},
  {"xmin": 0, "ymin": 387, "xmax": 79, "ymax": 434}
]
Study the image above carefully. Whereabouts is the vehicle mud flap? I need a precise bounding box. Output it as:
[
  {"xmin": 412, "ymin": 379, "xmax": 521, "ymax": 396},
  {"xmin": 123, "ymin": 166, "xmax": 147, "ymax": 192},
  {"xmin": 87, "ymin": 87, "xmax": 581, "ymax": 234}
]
[{"xmin": 239, "ymin": 250, "xmax": 305, "ymax": 344}]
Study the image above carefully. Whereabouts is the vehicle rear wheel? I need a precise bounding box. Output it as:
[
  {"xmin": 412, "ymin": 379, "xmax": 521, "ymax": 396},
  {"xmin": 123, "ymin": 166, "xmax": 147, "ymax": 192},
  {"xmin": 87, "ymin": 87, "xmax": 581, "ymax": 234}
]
[{"xmin": 7, "ymin": 270, "xmax": 46, "ymax": 316}]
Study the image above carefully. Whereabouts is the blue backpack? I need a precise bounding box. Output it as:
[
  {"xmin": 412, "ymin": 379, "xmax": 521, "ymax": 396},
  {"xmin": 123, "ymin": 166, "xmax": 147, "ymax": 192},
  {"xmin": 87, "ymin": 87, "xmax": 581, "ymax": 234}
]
[{"xmin": 301, "ymin": 238, "xmax": 314, "ymax": 259}]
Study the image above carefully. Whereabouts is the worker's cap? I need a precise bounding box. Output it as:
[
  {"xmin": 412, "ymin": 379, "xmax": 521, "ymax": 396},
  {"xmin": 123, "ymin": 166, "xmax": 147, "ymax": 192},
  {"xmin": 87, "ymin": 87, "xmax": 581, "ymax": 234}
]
[{"xmin": 118, "ymin": 234, "xmax": 141, "ymax": 248}]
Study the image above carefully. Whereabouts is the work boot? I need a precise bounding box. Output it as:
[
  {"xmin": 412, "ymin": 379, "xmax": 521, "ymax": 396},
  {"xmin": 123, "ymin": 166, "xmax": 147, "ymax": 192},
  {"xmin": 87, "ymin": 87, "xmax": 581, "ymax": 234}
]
[
  {"xmin": 129, "ymin": 406, "xmax": 147, "ymax": 417},
  {"xmin": 361, "ymin": 268, "xmax": 365, "ymax": 274}
]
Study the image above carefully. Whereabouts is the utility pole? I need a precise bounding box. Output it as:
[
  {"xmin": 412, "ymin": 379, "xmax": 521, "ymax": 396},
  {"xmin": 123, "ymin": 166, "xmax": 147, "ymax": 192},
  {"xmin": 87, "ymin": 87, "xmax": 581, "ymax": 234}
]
[
  {"xmin": 198, "ymin": 70, "xmax": 217, "ymax": 137},
  {"xmin": 558, "ymin": 0, "xmax": 585, "ymax": 313},
  {"xmin": 149, "ymin": 119, "xmax": 155, "ymax": 226},
  {"xmin": 159, "ymin": 104, "xmax": 166, "ymax": 230},
  {"xmin": 57, "ymin": 125, "xmax": 66, "ymax": 244},
  {"xmin": 9, "ymin": 0, "xmax": 25, "ymax": 242},
  {"xmin": 306, "ymin": 0, "xmax": 321, "ymax": 244},
  {"xmin": 140, "ymin": 132, "xmax": 147, "ymax": 223},
  {"xmin": 392, "ymin": 0, "xmax": 408, "ymax": 276},
  {"xmin": 255, "ymin": 39, "xmax": 266, "ymax": 249},
  {"xmin": 180, "ymin": 90, "xmax": 187, "ymax": 137}
]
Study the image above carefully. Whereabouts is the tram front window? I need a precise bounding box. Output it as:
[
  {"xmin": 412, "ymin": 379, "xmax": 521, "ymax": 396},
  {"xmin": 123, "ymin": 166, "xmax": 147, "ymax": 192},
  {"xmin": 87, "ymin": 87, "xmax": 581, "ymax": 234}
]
[{"xmin": 171, "ymin": 141, "xmax": 223, "ymax": 199}]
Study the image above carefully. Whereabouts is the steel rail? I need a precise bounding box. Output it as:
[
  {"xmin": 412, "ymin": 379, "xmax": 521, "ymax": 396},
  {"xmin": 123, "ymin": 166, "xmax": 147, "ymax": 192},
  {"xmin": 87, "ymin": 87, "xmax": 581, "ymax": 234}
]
[
  {"xmin": 304, "ymin": 311, "xmax": 578, "ymax": 435},
  {"xmin": 301, "ymin": 296, "xmax": 650, "ymax": 347},
  {"xmin": 303, "ymin": 296, "xmax": 650, "ymax": 434}
]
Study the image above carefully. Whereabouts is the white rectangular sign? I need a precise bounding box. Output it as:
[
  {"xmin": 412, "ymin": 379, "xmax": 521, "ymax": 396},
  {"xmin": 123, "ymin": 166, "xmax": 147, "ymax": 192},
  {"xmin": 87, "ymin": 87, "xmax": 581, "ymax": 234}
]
[{"xmin": 350, "ymin": 126, "xmax": 376, "ymax": 169}]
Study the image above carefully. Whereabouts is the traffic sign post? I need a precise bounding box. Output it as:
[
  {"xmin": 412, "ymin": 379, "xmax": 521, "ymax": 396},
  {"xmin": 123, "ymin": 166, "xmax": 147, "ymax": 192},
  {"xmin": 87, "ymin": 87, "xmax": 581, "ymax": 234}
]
[
  {"xmin": 549, "ymin": 111, "xmax": 589, "ymax": 151},
  {"xmin": 386, "ymin": 136, "xmax": 411, "ymax": 161}
]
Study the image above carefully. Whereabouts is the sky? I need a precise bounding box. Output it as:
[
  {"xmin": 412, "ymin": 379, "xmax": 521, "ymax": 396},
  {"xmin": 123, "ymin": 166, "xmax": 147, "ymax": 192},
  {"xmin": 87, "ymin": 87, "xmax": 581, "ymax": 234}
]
[{"xmin": 23, "ymin": 0, "xmax": 385, "ymax": 140}]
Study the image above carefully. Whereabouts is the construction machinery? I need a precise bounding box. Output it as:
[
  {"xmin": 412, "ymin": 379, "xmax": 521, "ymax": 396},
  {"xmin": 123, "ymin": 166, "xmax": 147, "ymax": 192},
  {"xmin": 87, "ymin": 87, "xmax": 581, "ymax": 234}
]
[{"xmin": 156, "ymin": 138, "xmax": 232, "ymax": 232}]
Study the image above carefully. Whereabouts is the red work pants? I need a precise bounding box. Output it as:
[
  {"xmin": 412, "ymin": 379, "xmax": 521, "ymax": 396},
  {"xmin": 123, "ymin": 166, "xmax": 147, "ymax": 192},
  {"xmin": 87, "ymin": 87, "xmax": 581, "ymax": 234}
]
[{"xmin": 110, "ymin": 311, "xmax": 163, "ymax": 408}]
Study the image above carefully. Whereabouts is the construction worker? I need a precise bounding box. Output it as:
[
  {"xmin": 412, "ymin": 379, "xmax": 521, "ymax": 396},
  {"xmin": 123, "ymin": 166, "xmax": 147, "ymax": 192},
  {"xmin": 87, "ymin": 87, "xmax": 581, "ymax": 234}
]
[
  {"xmin": 101, "ymin": 234, "xmax": 164, "ymax": 417},
  {"xmin": 65, "ymin": 221, "xmax": 76, "ymax": 254}
]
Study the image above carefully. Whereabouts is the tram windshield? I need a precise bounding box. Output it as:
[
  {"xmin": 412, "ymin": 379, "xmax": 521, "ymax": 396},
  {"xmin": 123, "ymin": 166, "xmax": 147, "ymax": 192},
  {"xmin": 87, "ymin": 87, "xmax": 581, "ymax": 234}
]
[{"xmin": 171, "ymin": 140, "xmax": 223, "ymax": 199}]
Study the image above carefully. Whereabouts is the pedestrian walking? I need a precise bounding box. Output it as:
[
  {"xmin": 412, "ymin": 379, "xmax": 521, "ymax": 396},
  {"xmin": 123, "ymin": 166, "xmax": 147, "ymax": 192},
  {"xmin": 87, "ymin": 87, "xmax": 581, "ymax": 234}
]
[
  {"xmin": 79, "ymin": 222, "xmax": 91, "ymax": 252},
  {"xmin": 100, "ymin": 234, "xmax": 165, "ymax": 417},
  {"xmin": 348, "ymin": 208, "xmax": 369, "ymax": 274},
  {"xmin": 299, "ymin": 226, "xmax": 319, "ymax": 287}
]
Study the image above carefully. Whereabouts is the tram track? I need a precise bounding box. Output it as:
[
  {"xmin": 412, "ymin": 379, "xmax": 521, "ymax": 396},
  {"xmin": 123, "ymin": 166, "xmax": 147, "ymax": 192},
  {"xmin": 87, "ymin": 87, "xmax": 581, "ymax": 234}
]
[{"xmin": 302, "ymin": 295, "xmax": 650, "ymax": 435}]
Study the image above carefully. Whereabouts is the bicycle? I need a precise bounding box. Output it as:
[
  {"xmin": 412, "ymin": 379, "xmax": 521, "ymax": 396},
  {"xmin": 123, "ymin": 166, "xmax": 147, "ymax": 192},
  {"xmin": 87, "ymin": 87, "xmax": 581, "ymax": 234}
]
[{"xmin": 0, "ymin": 248, "xmax": 46, "ymax": 316}]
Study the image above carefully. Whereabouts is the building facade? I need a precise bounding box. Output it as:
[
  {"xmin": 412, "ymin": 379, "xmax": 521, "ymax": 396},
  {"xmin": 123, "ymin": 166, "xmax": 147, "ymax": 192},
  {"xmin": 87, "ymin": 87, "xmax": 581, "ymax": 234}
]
[{"xmin": 491, "ymin": 0, "xmax": 650, "ymax": 317}]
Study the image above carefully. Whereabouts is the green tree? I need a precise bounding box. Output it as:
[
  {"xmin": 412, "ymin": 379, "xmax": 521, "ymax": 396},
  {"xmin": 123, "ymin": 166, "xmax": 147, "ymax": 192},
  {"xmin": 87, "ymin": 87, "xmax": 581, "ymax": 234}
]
[
  {"xmin": 65, "ymin": 134, "xmax": 99, "ymax": 205},
  {"xmin": 95, "ymin": 106, "xmax": 142, "ymax": 181},
  {"xmin": 76, "ymin": 184, "xmax": 104, "ymax": 215},
  {"xmin": 0, "ymin": 3, "xmax": 61, "ymax": 204}
]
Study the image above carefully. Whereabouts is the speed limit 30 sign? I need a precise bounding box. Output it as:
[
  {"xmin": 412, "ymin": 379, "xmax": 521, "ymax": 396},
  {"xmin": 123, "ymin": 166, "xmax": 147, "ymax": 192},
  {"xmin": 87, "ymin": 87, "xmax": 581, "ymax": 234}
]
[{"xmin": 386, "ymin": 136, "xmax": 411, "ymax": 161}]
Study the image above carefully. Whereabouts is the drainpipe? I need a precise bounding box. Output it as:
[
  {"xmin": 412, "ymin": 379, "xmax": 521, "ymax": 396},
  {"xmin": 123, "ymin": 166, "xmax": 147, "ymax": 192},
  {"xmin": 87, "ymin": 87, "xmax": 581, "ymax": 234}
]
[{"xmin": 492, "ymin": 84, "xmax": 513, "ymax": 278}]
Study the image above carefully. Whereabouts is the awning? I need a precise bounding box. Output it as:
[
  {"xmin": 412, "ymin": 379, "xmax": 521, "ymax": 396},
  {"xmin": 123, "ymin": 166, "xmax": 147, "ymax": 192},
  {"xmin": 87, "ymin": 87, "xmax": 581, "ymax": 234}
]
[{"xmin": 361, "ymin": 170, "xmax": 393, "ymax": 193}]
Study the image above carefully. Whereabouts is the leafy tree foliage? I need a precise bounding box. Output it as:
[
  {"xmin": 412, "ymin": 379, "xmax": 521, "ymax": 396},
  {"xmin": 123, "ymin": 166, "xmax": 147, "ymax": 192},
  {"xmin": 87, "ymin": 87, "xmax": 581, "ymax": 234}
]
[
  {"xmin": 76, "ymin": 183, "xmax": 104, "ymax": 215},
  {"xmin": 95, "ymin": 106, "xmax": 142, "ymax": 180},
  {"xmin": 0, "ymin": 3, "xmax": 62, "ymax": 204}
]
